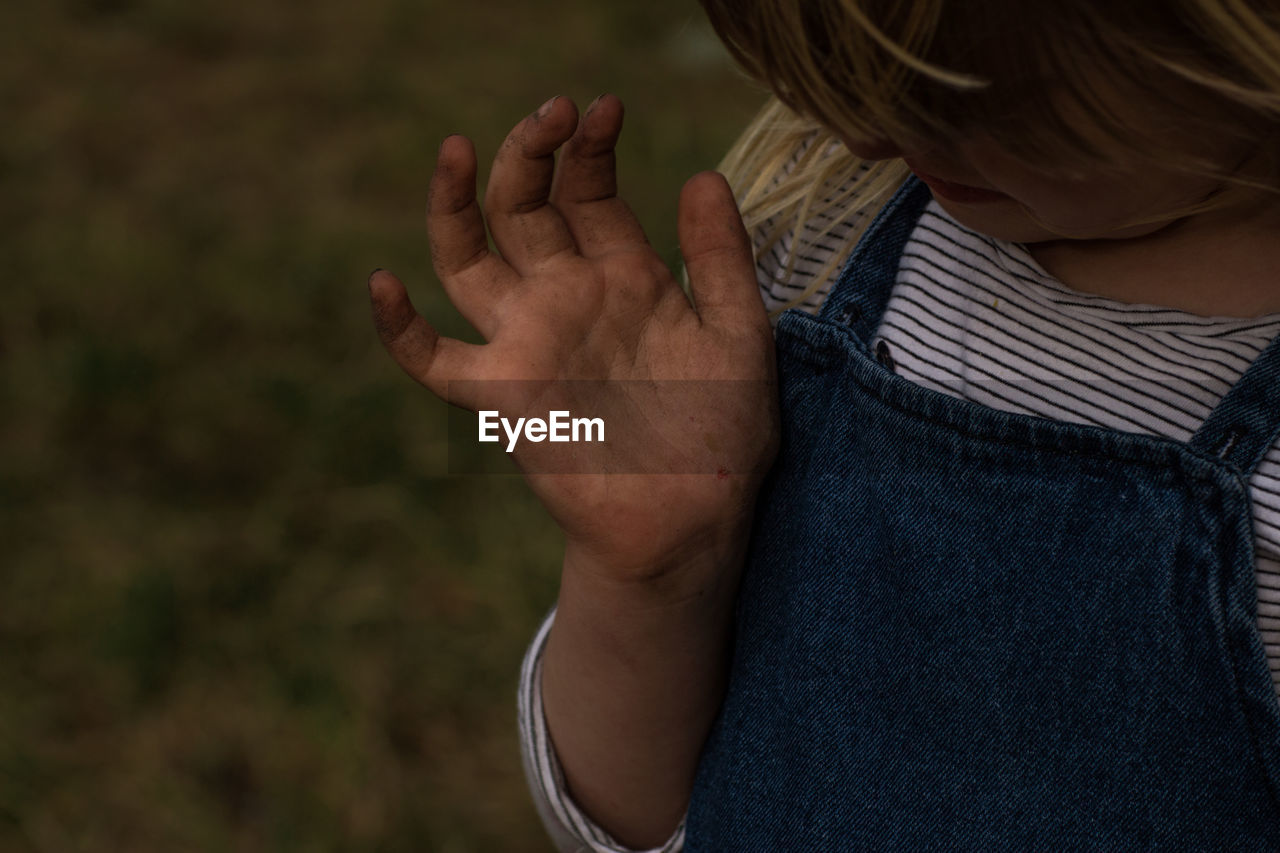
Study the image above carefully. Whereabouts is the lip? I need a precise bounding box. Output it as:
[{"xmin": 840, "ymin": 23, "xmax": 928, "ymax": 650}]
[{"xmin": 906, "ymin": 164, "xmax": 1009, "ymax": 204}]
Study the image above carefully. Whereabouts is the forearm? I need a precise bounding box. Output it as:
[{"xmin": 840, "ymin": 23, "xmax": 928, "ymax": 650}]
[{"xmin": 541, "ymin": 536, "xmax": 746, "ymax": 849}]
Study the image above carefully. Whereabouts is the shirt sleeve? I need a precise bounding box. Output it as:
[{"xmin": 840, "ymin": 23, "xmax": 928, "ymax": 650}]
[{"xmin": 517, "ymin": 608, "xmax": 687, "ymax": 853}]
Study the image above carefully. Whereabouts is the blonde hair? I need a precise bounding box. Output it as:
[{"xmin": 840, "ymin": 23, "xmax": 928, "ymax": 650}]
[{"xmin": 701, "ymin": 0, "xmax": 1280, "ymax": 311}]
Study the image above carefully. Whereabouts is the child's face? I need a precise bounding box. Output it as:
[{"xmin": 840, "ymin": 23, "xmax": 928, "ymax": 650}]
[
  {"xmin": 845, "ymin": 131, "xmax": 1250, "ymax": 245},
  {"xmin": 840, "ymin": 73, "xmax": 1266, "ymax": 246}
]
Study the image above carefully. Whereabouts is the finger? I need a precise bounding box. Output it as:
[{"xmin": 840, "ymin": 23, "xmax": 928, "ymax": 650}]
[
  {"xmin": 550, "ymin": 94, "xmax": 648, "ymax": 256},
  {"xmin": 428, "ymin": 134, "xmax": 516, "ymax": 338},
  {"xmin": 368, "ymin": 269, "xmax": 486, "ymax": 407},
  {"xmin": 677, "ymin": 172, "xmax": 768, "ymax": 330},
  {"xmin": 483, "ymin": 97, "xmax": 580, "ymax": 275}
]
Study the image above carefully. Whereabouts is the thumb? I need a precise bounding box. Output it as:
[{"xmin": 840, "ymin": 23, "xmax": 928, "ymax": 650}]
[{"xmin": 677, "ymin": 171, "xmax": 765, "ymax": 329}]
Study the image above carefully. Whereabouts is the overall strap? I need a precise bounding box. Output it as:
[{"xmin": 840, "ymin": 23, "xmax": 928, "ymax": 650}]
[
  {"xmin": 817, "ymin": 175, "xmax": 933, "ymax": 350},
  {"xmin": 1189, "ymin": 330, "xmax": 1280, "ymax": 476}
]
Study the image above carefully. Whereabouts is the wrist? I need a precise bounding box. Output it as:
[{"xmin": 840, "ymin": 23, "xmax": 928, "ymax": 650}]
[
  {"xmin": 561, "ymin": 508, "xmax": 753, "ymax": 600},
  {"xmin": 544, "ymin": 537, "xmax": 742, "ymax": 849}
]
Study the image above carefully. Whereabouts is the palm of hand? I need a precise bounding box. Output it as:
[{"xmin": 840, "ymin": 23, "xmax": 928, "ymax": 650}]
[{"xmin": 370, "ymin": 95, "xmax": 779, "ymax": 572}]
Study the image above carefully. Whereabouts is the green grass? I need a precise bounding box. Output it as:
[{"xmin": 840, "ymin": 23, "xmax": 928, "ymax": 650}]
[{"xmin": 0, "ymin": 1, "xmax": 764, "ymax": 849}]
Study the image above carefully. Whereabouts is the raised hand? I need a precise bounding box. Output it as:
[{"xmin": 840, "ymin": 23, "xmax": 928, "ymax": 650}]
[{"xmin": 369, "ymin": 95, "xmax": 778, "ymax": 579}]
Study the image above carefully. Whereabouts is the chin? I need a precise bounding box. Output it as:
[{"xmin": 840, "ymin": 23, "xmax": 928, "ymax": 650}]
[
  {"xmin": 932, "ymin": 195, "xmax": 1166, "ymax": 244},
  {"xmin": 930, "ymin": 196, "xmax": 1062, "ymax": 243}
]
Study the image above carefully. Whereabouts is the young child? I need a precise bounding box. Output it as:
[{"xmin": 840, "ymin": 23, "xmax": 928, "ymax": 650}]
[{"xmin": 369, "ymin": 0, "xmax": 1280, "ymax": 849}]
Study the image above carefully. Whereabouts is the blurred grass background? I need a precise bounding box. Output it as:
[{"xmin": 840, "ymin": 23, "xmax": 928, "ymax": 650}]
[{"xmin": 0, "ymin": 0, "xmax": 764, "ymax": 849}]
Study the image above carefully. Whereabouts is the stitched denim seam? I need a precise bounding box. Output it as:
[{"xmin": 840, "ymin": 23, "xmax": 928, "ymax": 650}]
[{"xmin": 1209, "ymin": 479, "xmax": 1280, "ymax": 817}]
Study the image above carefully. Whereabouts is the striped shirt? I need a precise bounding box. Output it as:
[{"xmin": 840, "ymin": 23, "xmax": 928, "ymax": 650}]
[{"xmin": 518, "ymin": 178, "xmax": 1280, "ymax": 853}]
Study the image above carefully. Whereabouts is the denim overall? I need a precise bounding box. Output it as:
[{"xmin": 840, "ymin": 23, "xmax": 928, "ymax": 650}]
[{"xmin": 686, "ymin": 177, "xmax": 1280, "ymax": 850}]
